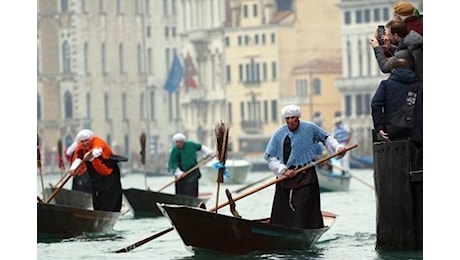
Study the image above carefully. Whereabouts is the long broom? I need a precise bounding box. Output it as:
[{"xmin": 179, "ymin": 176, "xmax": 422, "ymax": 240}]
[{"xmin": 213, "ymin": 121, "xmax": 229, "ymax": 213}]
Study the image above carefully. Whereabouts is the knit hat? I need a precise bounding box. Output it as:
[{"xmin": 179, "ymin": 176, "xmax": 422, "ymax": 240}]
[
  {"xmin": 281, "ymin": 105, "xmax": 301, "ymax": 118},
  {"xmin": 76, "ymin": 129, "xmax": 94, "ymax": 142},
  {"xmin": 172, "ymin": 133, "xmax": 186, "ymax": 142},
  {"xmin": 393, "ymin": 1, "xmax": 415, "ymax": 16}
]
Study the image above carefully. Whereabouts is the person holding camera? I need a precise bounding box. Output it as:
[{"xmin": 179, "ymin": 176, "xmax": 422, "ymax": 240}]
[{"xmin": 370, "ymin": 20, "xmax": 422, "ymax": 79}]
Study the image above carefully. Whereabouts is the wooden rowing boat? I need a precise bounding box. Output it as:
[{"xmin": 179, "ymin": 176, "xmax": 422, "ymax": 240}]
[
  {"xmin": 42, "ymin": 187, "xmax": 93, "ymax": 209},
  {"xmin": 122, "ymin": 188, "xmax": 211, "ymax": 218},
  {"xmin": 157, "ymin": 203, "xmax": 336, "ymax": 255},
  {"xmin": 316, "ymin": 158, "xmax": 351, "ymax": 192},
  {"xmin": 37, "ymin": 202, "xmax": 120, "ymax": 242}
]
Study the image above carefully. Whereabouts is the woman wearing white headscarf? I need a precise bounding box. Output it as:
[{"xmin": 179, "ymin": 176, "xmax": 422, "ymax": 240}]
[
  {"xmin": 264, "ymin": 105, "xmax": 347, "ymax": 229},
  {"xmin": 68, "ymin": 129, "xmax": 123, "ymax": 212}
]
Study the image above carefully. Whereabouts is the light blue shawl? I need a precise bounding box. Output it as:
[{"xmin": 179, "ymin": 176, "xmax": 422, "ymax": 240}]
[{"xmin": 264, "ymin": 121, "xmax": 328, "ymax": 167}]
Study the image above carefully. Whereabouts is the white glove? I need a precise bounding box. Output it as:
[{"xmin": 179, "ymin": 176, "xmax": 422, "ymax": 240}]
[{"xmin": 174, "ymin": 168, "xmax": 184, "ymax": 178}]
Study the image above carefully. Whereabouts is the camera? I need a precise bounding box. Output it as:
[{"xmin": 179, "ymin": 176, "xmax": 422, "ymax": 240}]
[{"xmin": 377, "ymin": 25, "xmax": 385, "ymax": 45}]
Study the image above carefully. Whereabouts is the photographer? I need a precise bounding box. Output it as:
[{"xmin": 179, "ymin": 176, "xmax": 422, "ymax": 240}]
[{"xmin": 370, "ymin": 20, "xmax": 422, "ymax": 77}]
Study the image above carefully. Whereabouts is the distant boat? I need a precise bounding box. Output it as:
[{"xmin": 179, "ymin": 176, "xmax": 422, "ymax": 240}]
[
  {"xmin": 200, "ymin": 159, "xmax": 252, "ymax": 184},
  {"xmin": 158, "ymin": 203, "xmax": 337, "ymax": 255},
  {"xmin": 37, "ymin": 202, "xmax": 120, "ymax": 242},
  {"xmin": 316, "ymin": 158, "xmax": 351, "ymax": 192},
  {"xmin": 122, "ymin": 188, "xmax": 212, "ymax": 218}
]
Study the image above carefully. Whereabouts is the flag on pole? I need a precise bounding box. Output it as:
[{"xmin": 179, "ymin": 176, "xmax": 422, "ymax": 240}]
[
  {"xmin": 164, "ymin": 52, "xmax": 184, "ymax": 94},
  {"xmin": 184, "ymin": 52, "xmax": 198, "ymax": 89}
]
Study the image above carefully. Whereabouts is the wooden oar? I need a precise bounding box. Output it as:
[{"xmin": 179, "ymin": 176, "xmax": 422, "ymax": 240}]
[
  {"xmin": 44, "ymin": 156, "xmax": 87, "ymax": 204},
  {"xmin": 139, "ymin": 132, "xmax": 147, "ymax": 190},
  {"xmin": 114, "ymin": 144, "xmax": 358, "ymax": 253},
  {"xmin": 44, "ymin": 172, "xmax": 72, "ymax": 204},
  {"xmin": 211, "ymin": 144, "xmax": 358, "ymax": 210},
  {"xmin": 232, "ymin": 174, "xmax": 273, "ymax": 194},
  {"xmin": 325, "ymin": 161, "xmax": 374, "ymax": 190},
  {"xmin": 37, "ymin": 135, "xmax": 46, "ymax": 201},
  {"xmin": 156, "ymin": 154, "xmax": 217, "ymax": 193}
]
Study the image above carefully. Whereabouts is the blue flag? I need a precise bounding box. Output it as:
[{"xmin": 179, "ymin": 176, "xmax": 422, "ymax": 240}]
[{"xmin": 164, "ymin": 53, "xmax": 184, "ymax": 94}]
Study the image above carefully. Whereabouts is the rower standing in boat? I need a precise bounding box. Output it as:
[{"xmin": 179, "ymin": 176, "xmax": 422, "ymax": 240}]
[
  {"xmin": 264, "ymin": 105, "xmax": 347, "ymax": 229},
  {"xmin": 68, "ymin": 129, "xmax": 123, "ymax": 212},
  {"xmin": 167, "ymin": 133, "xmax": 213, "ymax": 197}
]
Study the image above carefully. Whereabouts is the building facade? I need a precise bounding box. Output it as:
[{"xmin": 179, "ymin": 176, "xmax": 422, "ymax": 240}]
[{"xmin": 37, "ymin": 0, "xmax": 182, "ymax": 173}]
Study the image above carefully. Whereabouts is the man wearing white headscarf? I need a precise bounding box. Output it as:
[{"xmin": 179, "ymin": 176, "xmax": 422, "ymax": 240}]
[
  {"xmin": 167, "ymin": 132, "xmax": 214, "ymax": 197},
  {"xmin": 68, "ymin": 129, "xmax": 124, "ymax": 212},
  {"xmin": 264, "ymin": 105, "xmax": 347, "ymax": 229}
]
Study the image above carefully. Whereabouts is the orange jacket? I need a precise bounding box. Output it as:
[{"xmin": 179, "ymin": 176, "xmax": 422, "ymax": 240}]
[{"xmin": 72, "ymin": 136, "xmax": 114, "ymax": 176}]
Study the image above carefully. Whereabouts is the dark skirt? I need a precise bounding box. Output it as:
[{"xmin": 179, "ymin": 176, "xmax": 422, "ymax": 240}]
[
  {"xmin": 270, "ymin": 168, "xmax": 324, "ymax": 229},
  {"xmin": 87, "ymin": 161, "xmax": 123, "ymax": 212}
]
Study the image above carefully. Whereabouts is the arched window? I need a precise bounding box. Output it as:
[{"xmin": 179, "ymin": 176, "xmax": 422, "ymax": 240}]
[
  {"xmin": 137, "ymin": 44, "xmax": 143, "ymax": 73},
  {"xmin": 84, "ymin": 42, "xmax": 89, "ymax": 74},
  {"xmin": 101, "ymin": 43, "xmax": 107, "ymax": 74},
  {"xmin": 119, "ymin": 43, "xmax": 124, "ymax": 74},
  {"xmin": 122, "ymin": 92, "xmax": 127, "ymax": 120},
  {"xmin": 62, "ymin": 41, "xmax": 71, "ymax": 73},
  {"xmin": 60, "ymin": 0, "xmax": 68, "ymax": 12},
  {"xmin": 64, "ymin": 91, "xmax": 73, "ymax": 119},
  {"xmin": 104, "ymin": 93, "xmax": 110, "ymax": 120},
  {"xmin": 37, "ymin": 93, "xmax": 42, "ymax": 120},
  {"xmin": 86, "ymin": 92, "xmax": 91, "ymax": 118},
  {"xmin": 140, "ymin": 92, "xmax": 145, "ymax": 119}
]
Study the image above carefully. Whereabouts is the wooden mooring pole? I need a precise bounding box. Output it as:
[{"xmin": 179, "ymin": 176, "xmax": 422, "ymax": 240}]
[{"xmin": 373, "ymin": 138, "xmax": 423, "ymax": 251}]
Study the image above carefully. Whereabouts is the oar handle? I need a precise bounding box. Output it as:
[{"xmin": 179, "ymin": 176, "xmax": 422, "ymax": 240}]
[
  {"xmin": 210, "ymin": 144, "xmax": 358, "ymax": 211},
  {"xmin": 157, "ymin": 154, "xmax": 217, "ymax": 192},
  {"xmin": 45, "ymin": 173, "xmax": 72, "ymax": 204}
]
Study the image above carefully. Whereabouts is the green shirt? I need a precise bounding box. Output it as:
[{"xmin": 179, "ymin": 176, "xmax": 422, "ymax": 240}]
[{"xmin": 167, "ymin": 141, "xmax": 202, "ymax": 172}]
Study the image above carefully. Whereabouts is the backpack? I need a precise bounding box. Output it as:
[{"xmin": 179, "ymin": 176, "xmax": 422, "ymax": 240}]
[
  {"xmin": 385, "ymin": 84, "xmax": 418, "ymax": 136},
  {"xmin": 408, "ymin": 44, "xmax": 423, "ymax": 81}
]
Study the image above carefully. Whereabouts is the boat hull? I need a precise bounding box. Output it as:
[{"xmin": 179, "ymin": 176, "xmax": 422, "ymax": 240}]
[
  {"xmin": 158, "ymin": 204, "xmax": 336, "ymax": 255},
  {"xmin": 201, "ymin": 159, "xmax": 252, "ymax": 184},
  {"xmin": 122, "ymin": 188, "xmax": 210, "ymax": 218},
  {"xmin": 37, "ymin": 203, "xmax": 120, "ymax": 242},
  {"xmin": 43, "ymin": 187, "xmax": 93, "ymax": 209}
]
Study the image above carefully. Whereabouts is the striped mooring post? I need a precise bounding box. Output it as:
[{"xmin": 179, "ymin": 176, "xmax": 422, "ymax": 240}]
[{"xmin": 373, "ymin": 138, "xmax": 423, "ymax": 251}]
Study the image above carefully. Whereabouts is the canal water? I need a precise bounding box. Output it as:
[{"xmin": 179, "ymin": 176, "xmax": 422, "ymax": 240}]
[{"xmin": 34, "ymin": 169, "xmax": 425, "ymax": 259}]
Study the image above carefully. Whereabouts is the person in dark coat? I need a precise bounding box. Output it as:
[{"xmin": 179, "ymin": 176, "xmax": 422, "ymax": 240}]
[
  {"xmin": 264, "ymin": 105, "xmax": 348, "ymax": 229},
  {"xmin": 371, "ymin": 58, "xmax": 422, "ymax": 169},
  {"xmin": 371, "ymin": 58, "xmax": 422, "ymax": 144},
  {"xmin": 68, "ymin": 129, "xmax": 123, "ymax": 212}
]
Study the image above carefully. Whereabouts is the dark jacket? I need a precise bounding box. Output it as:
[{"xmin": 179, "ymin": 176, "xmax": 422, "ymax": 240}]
[
  {"xmin": 374, "ymin": 30, "xmax": 423, "ymax": 75},
  {"xmin": 371, "ymin": 68, "xmax": 423, "ymax": 144}
]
